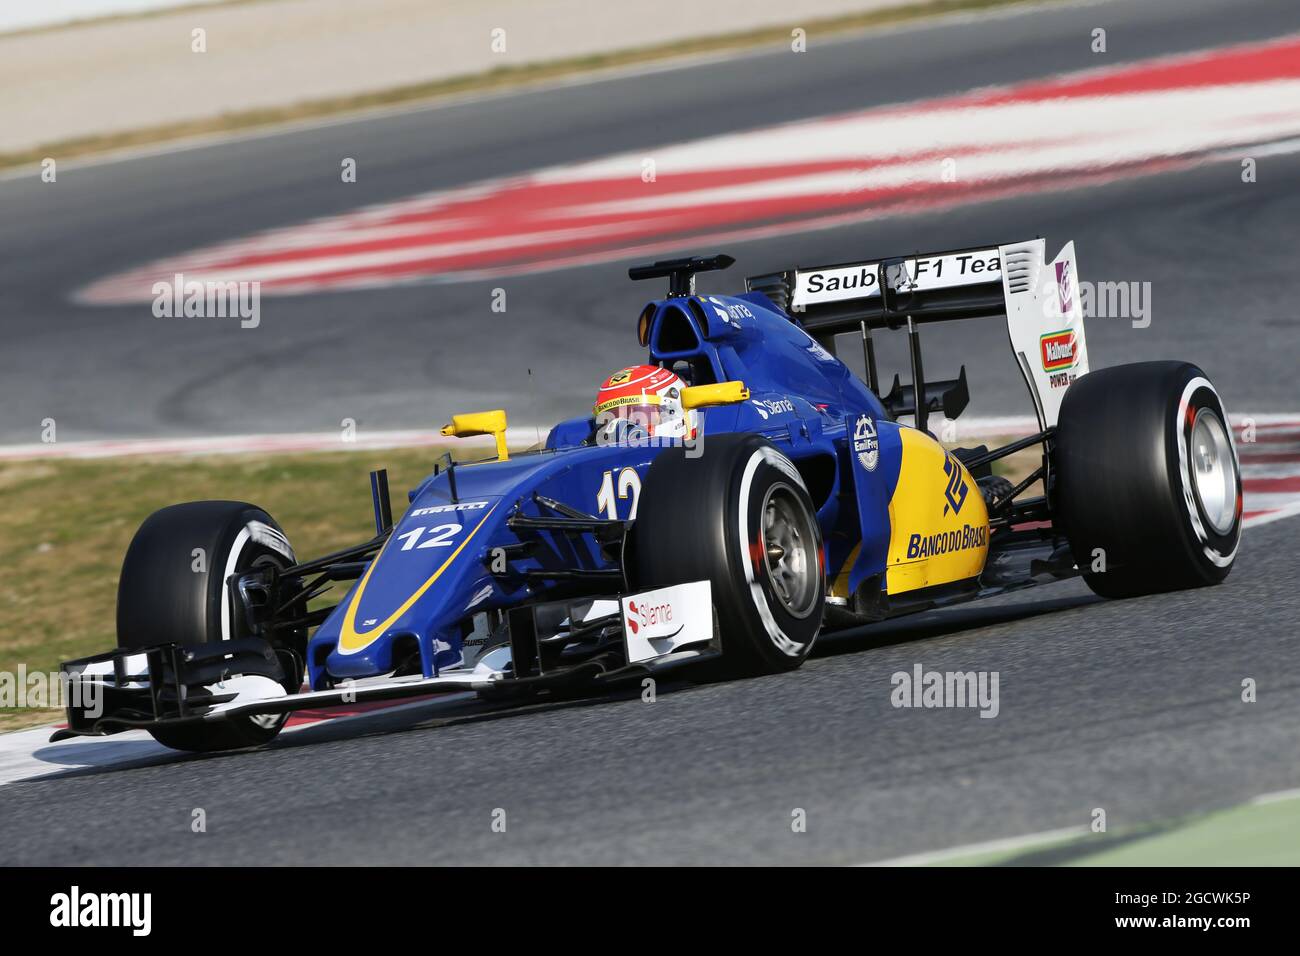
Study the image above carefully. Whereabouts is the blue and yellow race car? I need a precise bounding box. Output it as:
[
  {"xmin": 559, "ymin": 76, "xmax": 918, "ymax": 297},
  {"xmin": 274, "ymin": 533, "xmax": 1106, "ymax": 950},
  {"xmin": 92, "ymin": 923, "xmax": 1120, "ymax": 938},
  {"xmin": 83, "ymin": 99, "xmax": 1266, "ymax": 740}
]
[{"xmin": 58, "ymin": 239, "xmax": 1243, "ymax": 752}]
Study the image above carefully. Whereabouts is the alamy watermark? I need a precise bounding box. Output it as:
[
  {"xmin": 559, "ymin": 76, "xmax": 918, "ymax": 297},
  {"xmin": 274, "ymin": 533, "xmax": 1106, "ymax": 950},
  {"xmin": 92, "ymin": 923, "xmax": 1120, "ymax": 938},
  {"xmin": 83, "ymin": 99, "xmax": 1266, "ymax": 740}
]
[
  {"xmin": 50, "ymin": 886, "xmax": 150, "ymax": 936},
  {"xmin": 0, "ymin": 666, "xmax": 101, "ymax": 716},
  {"xmin": 152, "ymin": 272, "xmax": 260, "ymax": 328},
  {"xmin": 891, "ymin": 663, "xmax": 999, "ymax": 718},
  {"xmin": 592, "ymin": 409, "xmax": 704, "ymax": 458},
  {"xmin": 1069, "ymin": 279, "xmax": 1152, "ymax": 328}
]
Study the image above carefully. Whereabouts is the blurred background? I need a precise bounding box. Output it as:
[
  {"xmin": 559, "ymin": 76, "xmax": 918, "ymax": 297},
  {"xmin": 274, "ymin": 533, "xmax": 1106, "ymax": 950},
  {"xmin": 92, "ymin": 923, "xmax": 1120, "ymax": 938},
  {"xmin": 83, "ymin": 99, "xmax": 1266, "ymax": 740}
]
[{"xmin": 2, "ymin": 0, "xmax": 1297, "ymax": 447}]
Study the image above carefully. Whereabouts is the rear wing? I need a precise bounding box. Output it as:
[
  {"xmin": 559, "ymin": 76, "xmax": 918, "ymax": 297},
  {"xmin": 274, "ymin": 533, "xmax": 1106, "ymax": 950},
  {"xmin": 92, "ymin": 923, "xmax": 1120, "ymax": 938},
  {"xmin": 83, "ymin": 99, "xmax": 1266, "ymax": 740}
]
[{"xmin": 745, "ymin": 239, "xmax": 1089, "ymax": 430}]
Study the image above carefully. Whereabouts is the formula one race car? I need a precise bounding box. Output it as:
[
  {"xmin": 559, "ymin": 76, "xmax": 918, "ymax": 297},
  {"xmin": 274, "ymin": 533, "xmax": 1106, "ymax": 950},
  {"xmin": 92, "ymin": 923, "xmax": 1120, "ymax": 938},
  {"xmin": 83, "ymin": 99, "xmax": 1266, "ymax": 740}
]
[{"xmin": 57, "ymin": 239, "xmax": 1243, "ymax": 752}]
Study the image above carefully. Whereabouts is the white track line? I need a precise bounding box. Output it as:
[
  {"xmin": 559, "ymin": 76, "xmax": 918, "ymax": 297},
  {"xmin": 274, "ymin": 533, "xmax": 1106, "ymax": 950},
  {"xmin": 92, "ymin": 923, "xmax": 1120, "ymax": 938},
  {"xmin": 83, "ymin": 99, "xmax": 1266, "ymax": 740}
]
[
  {"xmin": 863, "ymin": 787, "xmax": 1300, "ymax": 866},
  {"xmin": 0, "ymin": 691, "xmax": 476, "ymax": 786},
  {"xmin": 1244, "ymin": 499, "xmax": 1300, "ymax": 529},
  {"xmin": 4, "ymin": 414, "xmax": 1296, "ymax": 460},
  {"xmin": 0, "ymin": 428, "xmax": 539, "ymax": 460},
  {"xmin": 860, "ymin": 825, "xmax": 1089, "ymax": 866}
]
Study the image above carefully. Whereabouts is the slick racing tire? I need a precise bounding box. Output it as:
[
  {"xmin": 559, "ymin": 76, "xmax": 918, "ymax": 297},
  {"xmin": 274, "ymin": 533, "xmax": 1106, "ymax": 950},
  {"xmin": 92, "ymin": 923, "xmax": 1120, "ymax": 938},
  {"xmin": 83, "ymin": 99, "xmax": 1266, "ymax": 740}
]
[
  {"xmin": 632, "ymin": 433, "xmax": 824, "ymax": 674},
  {"xmin": 117, "ymin": 501, "xmax": 301, "ymax": 752},
  {"xmin": 1054, "ymin": 362, "xmax": 1242, "ymax": 599}
]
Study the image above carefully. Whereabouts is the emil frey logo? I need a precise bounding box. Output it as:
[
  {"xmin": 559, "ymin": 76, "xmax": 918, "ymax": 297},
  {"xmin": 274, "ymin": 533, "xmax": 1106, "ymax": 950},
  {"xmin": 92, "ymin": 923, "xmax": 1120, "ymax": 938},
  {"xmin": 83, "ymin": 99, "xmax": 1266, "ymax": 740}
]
[{"xmin": 853, "ymin": 414, "xmax": 879, "ymax": 471}]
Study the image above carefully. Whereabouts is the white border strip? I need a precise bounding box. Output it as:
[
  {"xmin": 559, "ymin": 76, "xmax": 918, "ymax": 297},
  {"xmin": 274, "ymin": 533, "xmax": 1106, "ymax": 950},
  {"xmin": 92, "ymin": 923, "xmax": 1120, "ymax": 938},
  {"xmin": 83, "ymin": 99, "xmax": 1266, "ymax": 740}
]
[
  {"xmin": 0, "ymin": 427, "xmax": 549, "ymax": 460},
  {"xmin": 0, "ymin": 690, "xmax": 478, "ymax": 786},
  {"xmin": 860, "ymin": 825, "xmax": 1088, "ymax": 866},
  {"xmin": 863, "ymin": 786, "xmax": 1300, "ymax": 866},
  {"xmin": 1244, "ymin": 499, "xmax": 1300, "ymax": 529},
  {"xmin": 2, "ymin": 413, "xmax": 1296, "ymax": 460}
]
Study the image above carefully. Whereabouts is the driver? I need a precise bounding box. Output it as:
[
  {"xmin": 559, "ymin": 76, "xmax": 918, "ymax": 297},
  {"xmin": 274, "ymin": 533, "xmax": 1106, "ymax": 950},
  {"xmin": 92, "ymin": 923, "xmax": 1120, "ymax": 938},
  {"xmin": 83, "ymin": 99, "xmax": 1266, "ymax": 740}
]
[{"xmin": 593, "ymin": 365, "xmax": 698, "ymax": 442}]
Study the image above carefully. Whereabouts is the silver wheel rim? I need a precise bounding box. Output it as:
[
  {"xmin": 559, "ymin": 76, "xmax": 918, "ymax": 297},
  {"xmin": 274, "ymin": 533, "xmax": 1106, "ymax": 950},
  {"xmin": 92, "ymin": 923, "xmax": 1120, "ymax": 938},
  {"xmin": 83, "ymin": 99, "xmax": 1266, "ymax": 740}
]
[
  {"xmin": 761, "ymin": 483, "xmax": 818, "ymax": 619},
  {"xmin": 1190, "ymin": 406, "xmax": 1237, "ymax": 535}
]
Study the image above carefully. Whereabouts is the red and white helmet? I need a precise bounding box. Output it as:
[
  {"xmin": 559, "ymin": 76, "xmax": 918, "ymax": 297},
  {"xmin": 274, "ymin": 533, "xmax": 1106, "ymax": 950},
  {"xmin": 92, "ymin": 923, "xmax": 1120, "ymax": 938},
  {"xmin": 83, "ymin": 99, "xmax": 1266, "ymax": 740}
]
[{"xmin": 593, "ymin": 365, "xmax": 698, "ymax": 441}]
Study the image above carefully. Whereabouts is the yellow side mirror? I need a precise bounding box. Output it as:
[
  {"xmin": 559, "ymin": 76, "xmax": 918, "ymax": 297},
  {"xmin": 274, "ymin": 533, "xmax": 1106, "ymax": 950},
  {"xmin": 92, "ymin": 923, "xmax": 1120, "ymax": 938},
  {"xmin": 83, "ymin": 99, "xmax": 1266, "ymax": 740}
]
[
  {"xmin": 441, "ymin": 409, "xmax": 509, "ymax": 461},
  {"xmin": 681, "ymin": 381, "xmax": 750, "ymax": 410}
]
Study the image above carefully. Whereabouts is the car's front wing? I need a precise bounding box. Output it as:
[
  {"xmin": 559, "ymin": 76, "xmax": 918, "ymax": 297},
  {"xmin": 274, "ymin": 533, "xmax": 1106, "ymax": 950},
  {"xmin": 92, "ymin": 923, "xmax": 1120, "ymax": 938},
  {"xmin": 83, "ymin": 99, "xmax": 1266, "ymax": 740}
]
[{"xmin": 51, "ymin": 580, "xmax": 719, "ymax": 741}]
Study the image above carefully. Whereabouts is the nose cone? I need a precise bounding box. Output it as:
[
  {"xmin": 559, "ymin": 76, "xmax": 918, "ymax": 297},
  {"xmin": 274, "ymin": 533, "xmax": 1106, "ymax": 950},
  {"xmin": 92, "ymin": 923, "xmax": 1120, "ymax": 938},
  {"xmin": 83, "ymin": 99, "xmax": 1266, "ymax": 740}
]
[
  {"xmin": 325, "ymin": 635, "xmax": 398, "ymax": 679},
  {"xmin": 320, "ymin": 495, "xmax": 503, "ymax": 680}
]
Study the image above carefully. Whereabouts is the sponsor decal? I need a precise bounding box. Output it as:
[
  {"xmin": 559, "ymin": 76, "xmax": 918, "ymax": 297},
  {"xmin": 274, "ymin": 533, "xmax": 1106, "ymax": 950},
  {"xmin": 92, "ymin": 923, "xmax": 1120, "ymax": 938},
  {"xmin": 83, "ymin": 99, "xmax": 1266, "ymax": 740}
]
[
  {"xmin": 885, "ymin": 261, "xmax": 915, "ymax": 292},
  {"xmin": 606, "ymin": 369, "xmax": 633, "ymax": 386},
  {"xmin": 794, "ymin": 251, "xmax": 1001, "ymax": 308},
  {"xmin": 594, "ymin": 393, "xmax": 663, "ymax": 416},
  {"xmin": 464, "ymin": 584, "xmax": 494, "ymax": 610},
  {"xmin": 1055, "ymin": 260, "xmax": 1074, "ymax": 316},
  {"xmin": 707, "ymin": 297, "xmax": 754, "ymax": 325},
  {"xmin": 751, "ymin": 397, "xmax": 795, "ymax": 420},
  {"xmin": 623, "ymin": 597, "xmax": 680, "ymax": 640},
  {"xmin": 247, "ymin": 519, "xmax": 294, "ymax": 561},
  {"xmin": 942, "ymin": 454, "xmax": 968, "ymax": 516},
  {"xmin": 802, "ymin": 336, "xmax": 837, "ymax": 363},
  {"xmin": 801, "ymin": 265, "xmax": 878, "ymax": 300},
  {"xmin": 854, "ymin": 414, "xmax": 879, "ymax": 471},
  {"xmin": 620, "ymin": 581, "xmax": 712, "ymax": 663},
  {"xmin": 1040, "ymin": 328, "xmax": 1078, "ymax": 373},
  {"xmin": 410, "ymin": 500, "xmax": 489, "ymax": 517},
  {"xmin": 906, "ymin": 523, "xmax": 989, "ymax": 559}
]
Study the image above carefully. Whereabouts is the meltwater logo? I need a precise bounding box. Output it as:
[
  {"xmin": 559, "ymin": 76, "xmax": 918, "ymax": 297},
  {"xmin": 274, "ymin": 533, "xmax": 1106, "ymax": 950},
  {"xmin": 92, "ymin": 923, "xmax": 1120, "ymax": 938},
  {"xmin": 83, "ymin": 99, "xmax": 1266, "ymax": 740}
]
[{"xmin": 50, "ymin": 886, "xmax": 151, "ymax": 936}]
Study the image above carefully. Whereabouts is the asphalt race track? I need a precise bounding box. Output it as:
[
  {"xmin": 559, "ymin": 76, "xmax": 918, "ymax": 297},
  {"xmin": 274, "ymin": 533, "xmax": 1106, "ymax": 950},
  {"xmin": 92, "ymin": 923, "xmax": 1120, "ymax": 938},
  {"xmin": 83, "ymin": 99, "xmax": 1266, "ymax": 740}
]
[
  {"xmin": 3, "ymin": 517, "xmax": 1299, "ymax": 866},
  {"xmin": 1, "ymin": 0, "xmax": 1299, "ymax": 864}
]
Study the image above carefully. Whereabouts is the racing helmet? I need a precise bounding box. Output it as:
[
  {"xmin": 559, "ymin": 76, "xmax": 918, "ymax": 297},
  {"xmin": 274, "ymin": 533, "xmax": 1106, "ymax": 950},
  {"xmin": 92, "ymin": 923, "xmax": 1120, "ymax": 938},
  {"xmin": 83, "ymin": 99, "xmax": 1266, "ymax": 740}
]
[{"xmin": 593, "ymin": 365, "xmax": 697, "ymax": 441}]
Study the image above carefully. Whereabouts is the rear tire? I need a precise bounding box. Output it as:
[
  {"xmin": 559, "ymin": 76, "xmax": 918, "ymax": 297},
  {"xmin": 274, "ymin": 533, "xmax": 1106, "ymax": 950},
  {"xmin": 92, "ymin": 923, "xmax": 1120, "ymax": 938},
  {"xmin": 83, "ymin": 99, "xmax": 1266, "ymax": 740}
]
[
  {"xmin": 631, "ymin": 433, "xmax": 824, "ymax": 674},
  {"xmin": 1054, "ymin": 361, "xmax": 1242, "ymax": 598},
  {"xmin": 117, "ymin": 501, "xmax": 300, "ymax": 752}
]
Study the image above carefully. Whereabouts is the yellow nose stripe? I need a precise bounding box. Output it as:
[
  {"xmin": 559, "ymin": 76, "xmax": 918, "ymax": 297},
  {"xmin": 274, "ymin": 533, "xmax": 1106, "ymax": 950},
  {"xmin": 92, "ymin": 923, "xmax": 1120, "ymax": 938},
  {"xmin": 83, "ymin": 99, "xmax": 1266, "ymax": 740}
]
[{"xmin": 338, "ymin": 505, "xmax": 497, "ymax": 654}]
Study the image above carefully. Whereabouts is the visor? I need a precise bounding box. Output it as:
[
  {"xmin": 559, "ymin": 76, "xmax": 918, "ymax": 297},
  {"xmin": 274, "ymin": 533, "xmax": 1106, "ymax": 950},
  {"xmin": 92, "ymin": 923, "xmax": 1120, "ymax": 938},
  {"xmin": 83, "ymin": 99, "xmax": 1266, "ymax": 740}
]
[
  {"xmin": 593, "ymin": 392, "xmax": 662, "ymax": 417},
  {"xmin": 596, "ymin": 402, "xmax": 661, "ymax": 431}
]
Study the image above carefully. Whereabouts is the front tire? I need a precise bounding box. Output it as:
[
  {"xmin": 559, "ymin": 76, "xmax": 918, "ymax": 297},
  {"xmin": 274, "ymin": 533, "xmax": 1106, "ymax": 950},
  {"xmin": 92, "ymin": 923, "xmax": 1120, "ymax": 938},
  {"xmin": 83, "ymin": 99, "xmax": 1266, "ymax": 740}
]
[
  {"xmin": 117, "ymin": 500, "xmax": 301, "ymax": 752},
  {"xmin": 632, "ymin": 433, "xmax": 824, "ymax": 673},
  {"xmin": 1054, "ymin": 361, "xmax": 1242, "ymax": 598}
]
